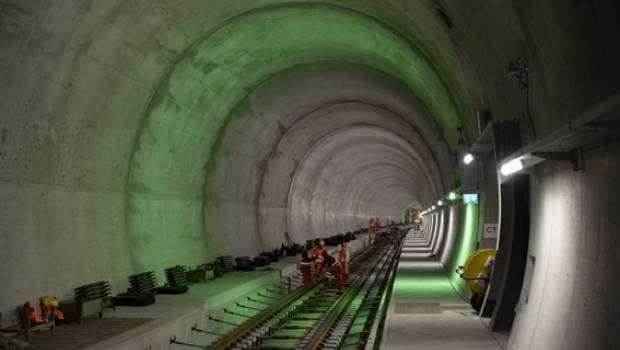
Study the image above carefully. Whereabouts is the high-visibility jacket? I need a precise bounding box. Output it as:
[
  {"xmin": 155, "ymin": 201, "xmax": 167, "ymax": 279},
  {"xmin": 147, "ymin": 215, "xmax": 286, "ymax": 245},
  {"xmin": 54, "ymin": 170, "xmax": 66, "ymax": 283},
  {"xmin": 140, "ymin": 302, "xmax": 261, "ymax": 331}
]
[
  {"xmin": 25, "ymin": 302, "xmax": 43, "ymax": 323},
  {"xmin": 41, "ymin": 295, "xmax": 64, "ymax": 321},
  {"xmin": 312, "ymin": 247, "xmax": 325, "ymax": 275},
  {"xmin": 312, "ymin": 247, "xmax": 325, "ymax": 260}
]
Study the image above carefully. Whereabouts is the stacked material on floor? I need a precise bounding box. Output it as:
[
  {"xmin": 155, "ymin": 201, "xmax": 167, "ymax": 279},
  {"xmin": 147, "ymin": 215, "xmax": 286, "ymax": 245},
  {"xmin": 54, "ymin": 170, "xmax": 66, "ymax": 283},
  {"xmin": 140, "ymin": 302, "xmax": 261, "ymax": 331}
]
[
  {"xmin": 235, "ymin": 256, "xmax": 255, "ymax": 271},
  {"xmin": 253, "ymin": 255, "xmax": 271, "ymax": 267},
  {"xmin": 70, "ymin": 281, "xmax": 113, "ymax": 322},
  {"xmin": 74, "ymin": 281, "xmax": 111, "ymax": 301},
  {"xmin": 216, "ymin": 255, "xmax": 235, "ymax": 274},
  {"xmin": 187, "ymin": 263, "xmax": 215, "ymax": 283},
  {"xmin": 128, "ymin": 272, "xmax": 157, "ymax": 295},
  {"xmin": 164, "ymin": 266, "xmax": 189, "ymax": 287}
]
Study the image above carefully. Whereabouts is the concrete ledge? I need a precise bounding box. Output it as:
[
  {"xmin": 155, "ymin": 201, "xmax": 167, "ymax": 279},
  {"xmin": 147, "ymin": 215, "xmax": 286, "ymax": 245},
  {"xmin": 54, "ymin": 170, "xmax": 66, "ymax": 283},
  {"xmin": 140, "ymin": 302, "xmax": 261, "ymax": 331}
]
[
  {"xmin": 78, "ymin": 237, "xmax": 369, "ymax": 350},
  {"xmin": 83, "ymin": 262, "xmax": 297, "ymax": 350}
]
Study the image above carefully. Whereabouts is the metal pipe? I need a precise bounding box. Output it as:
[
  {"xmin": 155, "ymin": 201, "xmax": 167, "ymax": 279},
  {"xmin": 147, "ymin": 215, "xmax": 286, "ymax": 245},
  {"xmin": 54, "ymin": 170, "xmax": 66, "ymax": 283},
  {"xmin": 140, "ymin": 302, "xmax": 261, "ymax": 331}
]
[
  {"xmin": 207, "ymin": 315, "xmax": 241, "ymax": 327},
  {"xmin": 223, "ymin": 308, "xmax": 252, "ymax": 318},
  {"xmin": 190, "ymin": 325, "xmax": 225, "ymax": 336},
  {"xmin": 236, "ymin": 302, "xmax": 262, "ymax": 311},
  {"xmin": 169, "ymin": 336, "xmax": 206, "ymax": 349},
  {"xmin": 257, "ymin": 292, "xmax": 278, "ymax": 300},
  {"xmin": 247, "ymin": 297, "xmax": 270, "ymax": 305}
]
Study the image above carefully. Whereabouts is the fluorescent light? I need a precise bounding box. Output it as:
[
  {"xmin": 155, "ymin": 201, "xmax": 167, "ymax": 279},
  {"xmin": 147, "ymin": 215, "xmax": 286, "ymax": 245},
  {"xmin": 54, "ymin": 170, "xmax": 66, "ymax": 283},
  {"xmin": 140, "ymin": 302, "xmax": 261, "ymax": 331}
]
[
  {"xmin": 463, "ymin": 153, "xmax": 474, "ymax": 164},
  {"xmin": 500, "ymin": 158, "xmax": 524, "ymax": 176},
  {"xmin": 448, "ymin": 192, "xmax": 457, "ymax": 200},
  {"xmin": 437, "ymin": 200, "xmax": 443, "ymax": 206}
]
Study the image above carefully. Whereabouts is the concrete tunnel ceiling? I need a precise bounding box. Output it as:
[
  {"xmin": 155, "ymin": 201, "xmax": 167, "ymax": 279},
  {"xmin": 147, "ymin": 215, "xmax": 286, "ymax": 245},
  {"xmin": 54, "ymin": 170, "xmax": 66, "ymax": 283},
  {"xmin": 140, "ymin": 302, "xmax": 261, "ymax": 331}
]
[
  {"xmin": 124, "ymin": 2, "xmax": 472, "ymax": 272},
  {"xmin": 287, "ymin": 127, "xmax": 427, "ymax": 239},
  {"xmin": 5, "ymin": 1, "xmax": 620, "ymax": 348}
]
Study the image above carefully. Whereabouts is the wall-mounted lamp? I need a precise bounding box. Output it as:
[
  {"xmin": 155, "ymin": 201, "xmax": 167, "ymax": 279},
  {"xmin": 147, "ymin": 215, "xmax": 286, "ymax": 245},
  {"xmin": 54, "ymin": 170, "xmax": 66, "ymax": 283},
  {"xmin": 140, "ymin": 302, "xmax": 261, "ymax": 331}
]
[
  {"xmin": 437, "ymin": 200, "xmax": 443, "ymax": 206},
  {"xmin": 500, "ymin": 158, "xmax": 524, "ymax": 176},
  {"xmin": 463, "ymin": 153, "xmax": 474, "ymax": 164},
  {"xmin": 493, "ymin": 91, "xmax": 620, "ymax": 183},
  {"xmin": 498, "ymin": 149, "xmax": 585, "ymax": 182},
  {"xmin": 431, "ymin": 205, "xmax": 436, "ymax": 210}
]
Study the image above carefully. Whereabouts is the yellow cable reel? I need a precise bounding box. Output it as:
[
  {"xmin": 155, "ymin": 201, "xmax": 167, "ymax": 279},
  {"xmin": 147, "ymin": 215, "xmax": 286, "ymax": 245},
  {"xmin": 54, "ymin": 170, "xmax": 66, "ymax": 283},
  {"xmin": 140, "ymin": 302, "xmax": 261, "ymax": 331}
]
[{"xmin": 462, "ymin": 249, "xmax": 496, "ymax": 295}]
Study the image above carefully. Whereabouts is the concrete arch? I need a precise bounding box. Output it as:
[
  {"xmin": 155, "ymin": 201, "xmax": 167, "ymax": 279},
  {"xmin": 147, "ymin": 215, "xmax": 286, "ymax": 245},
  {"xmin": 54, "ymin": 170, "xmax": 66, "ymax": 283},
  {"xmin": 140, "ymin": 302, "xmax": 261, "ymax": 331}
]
[
  {"xmin": 201, "ymin": 61, "xmax": 453, "ymax": 257},
  {"xmin": 287, "ymin": 126, "xmax": 430, "ymax": 241}
]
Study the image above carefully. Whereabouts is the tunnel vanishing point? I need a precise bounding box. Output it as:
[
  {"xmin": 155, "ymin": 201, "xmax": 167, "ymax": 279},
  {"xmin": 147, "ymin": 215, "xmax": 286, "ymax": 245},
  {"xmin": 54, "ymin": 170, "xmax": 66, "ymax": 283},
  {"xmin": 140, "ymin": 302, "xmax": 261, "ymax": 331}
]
[{"xmin": 1, "ymin": 1, "xmax": 620, "ymax": 350}]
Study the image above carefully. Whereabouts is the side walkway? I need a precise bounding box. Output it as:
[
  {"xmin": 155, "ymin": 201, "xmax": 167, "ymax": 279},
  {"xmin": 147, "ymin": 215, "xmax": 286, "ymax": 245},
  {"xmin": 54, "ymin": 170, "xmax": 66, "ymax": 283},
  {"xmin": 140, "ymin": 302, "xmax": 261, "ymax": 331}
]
[{"xmin": 381, "ymin": 230, "xmax": 504, "ymax": 349}]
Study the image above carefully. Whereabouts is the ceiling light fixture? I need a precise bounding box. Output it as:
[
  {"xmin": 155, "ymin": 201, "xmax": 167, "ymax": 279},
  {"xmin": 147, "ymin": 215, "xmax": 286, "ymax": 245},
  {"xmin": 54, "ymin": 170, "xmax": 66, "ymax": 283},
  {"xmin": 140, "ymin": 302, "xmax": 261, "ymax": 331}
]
[
  {"xmin": 463, "ymin": 153, "xmax": 474, "ymax": 164},
  {"xmin": 500, "ymin": 158, "xmax": 524, "ymax": 176}
]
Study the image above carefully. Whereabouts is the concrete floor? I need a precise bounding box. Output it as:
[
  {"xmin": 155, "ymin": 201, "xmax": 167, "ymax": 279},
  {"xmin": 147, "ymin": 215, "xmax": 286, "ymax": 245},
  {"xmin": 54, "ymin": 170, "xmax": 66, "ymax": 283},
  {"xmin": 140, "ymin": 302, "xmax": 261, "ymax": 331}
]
[
  {"xmin": 15, "ymin": 239, "xmax": 369, "ymax": 350},
  {"xmin": 23, "ymin": 318, "xmax": 153, "ymax": 350},
  {"xmin": 13, "ymin": 262, "xmax": 296, "ymax": 350},
  {"xmin": 381, "ymin": 231, "xmax": 506, "ymax": 349}
]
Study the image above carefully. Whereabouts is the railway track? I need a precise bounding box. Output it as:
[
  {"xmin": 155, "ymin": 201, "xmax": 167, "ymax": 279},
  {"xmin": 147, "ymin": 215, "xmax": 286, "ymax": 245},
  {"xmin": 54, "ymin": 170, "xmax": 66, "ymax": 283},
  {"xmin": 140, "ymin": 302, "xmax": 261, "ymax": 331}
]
[{"xmin": 207, "ymin": 238, "xmax": 403, "ymax": 350}]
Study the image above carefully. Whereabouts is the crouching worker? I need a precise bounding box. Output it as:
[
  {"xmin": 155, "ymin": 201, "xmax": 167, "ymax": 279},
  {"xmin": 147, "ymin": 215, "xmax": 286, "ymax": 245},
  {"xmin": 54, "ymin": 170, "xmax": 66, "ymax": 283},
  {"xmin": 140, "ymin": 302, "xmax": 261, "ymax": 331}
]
[{"xmin": 323, "ymin": 250, "xmax": 345, "ymax": 287}]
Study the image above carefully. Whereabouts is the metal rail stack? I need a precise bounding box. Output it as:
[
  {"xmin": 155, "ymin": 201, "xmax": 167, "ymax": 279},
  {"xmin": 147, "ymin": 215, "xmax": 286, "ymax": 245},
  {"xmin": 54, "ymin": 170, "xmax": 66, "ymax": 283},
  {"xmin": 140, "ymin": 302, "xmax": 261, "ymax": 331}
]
[
  {"xmin": 165, "ymin": 265, "xmax": 189, "ymax": 287},
  {"xmin": 74, "ymin": 280, "xmax": 112, "ymax": 301},
  {"xmin": 128, "ymin": 271, "xmax": 157, "ymax": 294}
]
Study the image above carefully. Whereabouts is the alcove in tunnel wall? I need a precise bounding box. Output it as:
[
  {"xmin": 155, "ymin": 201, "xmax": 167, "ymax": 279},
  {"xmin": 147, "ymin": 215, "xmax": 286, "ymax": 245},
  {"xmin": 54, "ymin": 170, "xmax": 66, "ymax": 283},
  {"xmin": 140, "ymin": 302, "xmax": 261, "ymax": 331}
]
[{"xmin": 508, "ymin": 143, "xmax": 620, "ymax": 350}]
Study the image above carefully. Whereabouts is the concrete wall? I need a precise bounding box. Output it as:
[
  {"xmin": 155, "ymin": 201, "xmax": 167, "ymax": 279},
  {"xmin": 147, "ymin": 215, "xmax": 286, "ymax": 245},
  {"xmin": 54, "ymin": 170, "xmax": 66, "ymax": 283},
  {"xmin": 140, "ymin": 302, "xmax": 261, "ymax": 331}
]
[
  {"xmin": 205, "ymin": 62, "xmax": 449, "ymax": 252},
  {"xmin": 0, "ymin": 0, "xmax": 455, "ymax": 322},
  {"xmin": 1, "ymin": 0, "xmax": 619, "ymax": 346},
  {"xmin": 508, "ymin": 141, "xmax": 620, "ymax": 350}
]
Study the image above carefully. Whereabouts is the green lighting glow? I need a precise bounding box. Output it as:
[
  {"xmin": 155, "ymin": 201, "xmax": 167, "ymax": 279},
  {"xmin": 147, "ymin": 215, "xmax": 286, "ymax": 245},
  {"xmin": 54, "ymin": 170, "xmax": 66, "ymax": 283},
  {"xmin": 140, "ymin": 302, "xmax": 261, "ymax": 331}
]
[
  {"xmin": 391, "ymin": 205, "xmax": 479, "ymax": 301},
  {"xmin": 449, "ymin": 203, "xmax": 479, "ymax": 295},
  {"xmin": 126, "ymin": 4, "xmax": 465, "ymax": 273},
  {"xmin": 448, "ymin": 191, "xmax": 458, "ymax": 200},
  {"xmin": 393, "ymin": 275, "xmax": 456, "ymax": 299}
]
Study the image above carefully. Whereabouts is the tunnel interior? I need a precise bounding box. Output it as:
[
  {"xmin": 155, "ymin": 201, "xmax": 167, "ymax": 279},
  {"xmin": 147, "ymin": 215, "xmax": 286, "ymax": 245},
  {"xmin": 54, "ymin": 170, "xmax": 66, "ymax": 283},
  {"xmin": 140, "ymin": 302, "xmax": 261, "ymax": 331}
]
[{"xmin": 1, "ymin": 1, "xmax": 620, "ymax": 349}]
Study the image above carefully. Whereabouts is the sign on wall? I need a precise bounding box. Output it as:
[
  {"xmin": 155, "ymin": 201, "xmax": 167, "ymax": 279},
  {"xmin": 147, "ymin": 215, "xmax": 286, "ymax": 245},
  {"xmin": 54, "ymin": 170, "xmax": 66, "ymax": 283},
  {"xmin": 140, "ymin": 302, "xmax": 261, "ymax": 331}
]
[
  {"xmin": 483, "ymin": 223, "xmax": 498, "ymax": 239},
  {"xmin": 463, "ymin": 193, "xmax": 479, "ymax": 204}
]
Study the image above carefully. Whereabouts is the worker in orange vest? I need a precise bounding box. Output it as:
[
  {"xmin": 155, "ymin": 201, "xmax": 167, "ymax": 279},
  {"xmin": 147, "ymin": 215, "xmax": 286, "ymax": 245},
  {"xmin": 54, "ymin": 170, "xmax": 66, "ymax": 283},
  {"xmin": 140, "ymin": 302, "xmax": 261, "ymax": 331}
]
[
  {"xmin": 41, "ymin": 295, "xmax": 64, "ymax": 321},
  {"xmin": 323, "ymin": 250, "xmax": 345, "ymax": 287},
  {"xmin": 25, "ymin": 301, "xmax": 43, "ymax": 323},
  {"xmin": 312, "ymin": 240, "xmax": 326, "ymax": 278},
  {"xmin": 300, "ymin": 250, "xmax": 314, "ymax": 284}
]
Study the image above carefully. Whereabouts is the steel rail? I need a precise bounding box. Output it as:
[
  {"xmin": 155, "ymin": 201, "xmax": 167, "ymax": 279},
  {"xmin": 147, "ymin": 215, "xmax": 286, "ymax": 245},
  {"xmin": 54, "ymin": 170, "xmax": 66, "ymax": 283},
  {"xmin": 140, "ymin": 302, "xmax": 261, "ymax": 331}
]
[
  {"xmin": 207, "ymin": 241, "xmax": 395, "ymax": 349},
  {"xmin": 304, "ymin": 250, "xmax": 386, "ymax": 349},
  {"xmin": 208, "ymin": 282, "xmax": 318, "ymax": 350}
]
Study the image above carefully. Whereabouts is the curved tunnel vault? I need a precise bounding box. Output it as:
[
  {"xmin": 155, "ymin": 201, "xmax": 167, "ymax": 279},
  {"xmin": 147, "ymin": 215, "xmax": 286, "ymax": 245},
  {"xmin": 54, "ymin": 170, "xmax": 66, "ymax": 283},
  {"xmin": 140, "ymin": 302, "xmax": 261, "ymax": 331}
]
[
  {"xmin": 286, "ymin": 126, "xmax": 427, "ymax": 242},
  {"xmin": 3, "ymin": 0, "xmax": 620, "ymax": 348},
  {"xmin": 126, "ymin": 4, "xmax": 465, "ymax": 273}
]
